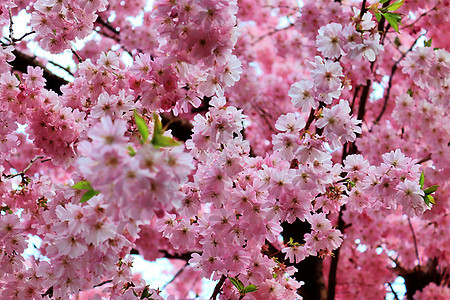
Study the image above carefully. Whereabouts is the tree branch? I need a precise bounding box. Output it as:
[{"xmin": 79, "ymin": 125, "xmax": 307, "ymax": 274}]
[
  {"xmin": 375, "ymin": 35, "xmax": 423, "ymax": 123},
  {"xmin": 3, "ymin": 155, "xmax": 46, "ymax": 179},
  {"xmin": 162, "ymin": 261, "xmax": 189, "ymax": 290},
  {"xmin": 326, "ymin": 207, "xmax": 346, "ymax": 300},
  {"xmin": 408, "ymin": 217, "xmax": 421, "ymax": 270},
  {"xmin": 210, "ymin": 275, "xmax": 226, "ymax": 300},
  {"xmin": 9, "ymin": 49, "xmax": 69, "ymax": 94},
  {"xmin": 388, "ymin": 282, "xmax": 400, "ymax": 300},
  {"xmin": 417, "ymin": 153, "xmax": 432, "ymax": 164}
]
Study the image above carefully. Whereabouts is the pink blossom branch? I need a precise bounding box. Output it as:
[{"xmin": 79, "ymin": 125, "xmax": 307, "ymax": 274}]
[{"xmin": 2, "ymin": 155, "xmax": 46, "ymax": 179}]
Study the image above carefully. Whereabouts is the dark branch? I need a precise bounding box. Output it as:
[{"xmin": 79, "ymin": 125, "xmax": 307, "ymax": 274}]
[
  {"xmin": 388, "ymin": 282, "xmax": 400, "ymax": 300},
  {"xmin": 210, "ymin": 275, "xmax": 226, "ymax": 300},
  {"xmin": 3, "ymin": 155, "xmax": 46, "ymax": 179},
  {"xmin": 408, "ymin": 218, "xmax": 421, "ymax": 269},
  {"xmin": 326, "ymin": 207, "xmax": 346, "ymax": 300},
  {"xmin": 162, "ymin": 262, "xmax": 189, "ymax": 290},
  {"xmin": 9, "ymin": 49, "xmax": 69, "ymax": 94},
  {"xmin": 375, "ymin": 35, "xmax": 422, "ymax": 123}
]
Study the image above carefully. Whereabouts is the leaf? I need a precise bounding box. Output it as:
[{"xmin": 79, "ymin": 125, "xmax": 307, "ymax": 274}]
[
  {"xmin": 424, "ymin": 185, "xmax": 439, "ymax": 195},
  {"xmin": 134, "ymin": 110, "xmax": 149, "ymax": 144},
  {"xmin": 81, "ymin": 189, "xmax": 100, "ymax": 203},
  {"xmin": 419, "ymin": 171, "xmax": 425, "ymax": 189},
  {"xmin": 151, "ymin": 135, "xmax": 179, "ymax": 148},
  {"xmin": 152, "ymin": 112, "xmax": 164, "ymax": 137},
  {"xmin": 127, "ymin": 146, "xmax": 136, "ymax": 156},
  {"xmin": 386, "ymin": 0, "xmax": 404, "ymax": 11},
  {"xmin": 243, "ymin": 285, "xmax": 258, "ymax": 294},
  {"xmin": 424, "ymin": 38, "xmax": 432, "ymax": 47},
  {"xmin": 229, "ymin": 277, "xmax": 244, "ymax": 292},
  {"xmin": 380, "ymin": 0, "xmax": 389, "ymax": 3},
  {"xmin": 423, "ymin": 195, "xmax": 435, "ymax": 206},
  {"xmin": 407, "ymin": 88, "xmax": 413, "ymax": 97},
  {"xmin": 383, "ymin": 12, "xmax": 401, "ymax": 33},
  {"xmin": 375, "ymin": 12, "xmax": 382, "ymax": 22},
  {"xmin": 140, "ymin": 287, "xmax": 151, "ymax": 299},
  {"xmin": 71, "ymin": 180, "xmax": 93, "ymax": 190}
]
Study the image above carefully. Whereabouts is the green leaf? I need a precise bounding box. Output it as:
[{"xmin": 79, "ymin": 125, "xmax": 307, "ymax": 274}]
[
  {"xmin": 243, "ymin": 285, "xmax": 258, "ymax": 294},
  {"xmin": 229, "ymin": 277, "xmax": 244, "ymax": 292},
  {"xmin": 375, "ymin": 12, "xmax": 382, "ymax": 22},
  {"xmin": 134, "ymin": 110, "xmax": 150, "ymax": 144},
  {"xmin": 152, "ymin": 112, "xmax": 164, "ymax": 137},
  {"xmin": 407, "ymin": 88, "xmax": 413, "ymax": 97},
  {"xmin": 424, "ymin": 185, "xmax": 439, "ymax": 195},
  {"xmin": 386, "ymin": 0, "xmax": 404, "ymax": 11},
  {"xmin": 423, "ymin": 195, "xmax": 435, "ymax": 206},
  {"xmin": 127, "ymin": 146, "xmax": 136, "ymax": 156},
  {"xmin": 140, "ymin": 287, "xmax": 151, "ymax": 299},
  {"xmin": 151, "ymin": 135, "xmax": 179, "ymax": 148},
  {"xmin": 424, "ymin": 38, "xmax": 432, "ymax": 47},
  {"xmin": 81, "ymin": 189, "xmax": 100, "ymax": 203},
  {"xmin": 380, "ymin": 0, "xmax": 389, "ymax": 4},
  {"xmin": 419, "ymin": 171, "xmax": 425, "ymax": 189},
  {"xmin": 71, "ymin": 180, "xmax": 93, "ymax": 190},
  {"xmin": 383, "ymin": 12, "xmax": 401, "ymax": 33}
]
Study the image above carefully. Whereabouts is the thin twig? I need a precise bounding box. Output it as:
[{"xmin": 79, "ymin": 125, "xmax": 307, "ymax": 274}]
[
  {"xmin": 398, "ymin": 5, "xmax": 439, "ymax": 31},
  {"xmin": 47, "ymin": 59, "xmax": 74, "ymax": 77},
  {"xmin": 210, "ymin": 275, "xmax": 226, "ymax": 300},
  {"xmin": 417, "ymin": 153, "xmax": 432, "ymax": 164},
  {"xmin": 8, "ymin": 8, "xmax": 14, "ymax": 44},
  {"xmin": 252, "ymin": 23, "xmax": 294, "ymax": 45},
  {"xmin": 2, "ymin": 155, "xmax": 45, "ymax": 179},
  {"xmin": 374, "ymin": 34, "xmax": 423, "ymax": 123},
  {"xmin": 12, "ymin": 31, "xmax": 36, "ymax": 43},
  {"xmin": 388, "ymin": 282, "xmax": 400, "ymax": 300},
  {"xmin": 407, "ymin": 217, "xmax": 421, "ymax": 270},
  {"xmin": 162, "ymin": 261, "xmax": 189, "ymax": 290},
  {"xmin": 72, "ymin": 49, "xmax": 83, "ymax": 63},
  {"xmin": 93, "ymin": 279, "xmax": 113, "ymax": 288}
]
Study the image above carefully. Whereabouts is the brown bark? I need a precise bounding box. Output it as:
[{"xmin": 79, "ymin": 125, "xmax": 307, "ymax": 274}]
[
  {"xmin": 282, "ymin": 220, "xmax": 327, "ymax": 300},
  {"xmin": 10, "ymin": 49, "xmax": 69, "ymax": 95}
]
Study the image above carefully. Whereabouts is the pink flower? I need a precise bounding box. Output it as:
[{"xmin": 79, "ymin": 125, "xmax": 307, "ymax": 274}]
[
  {"xmin": 316, "ymin": 23, "xmax": 345, "ymax": 59},
  {"xmin": 308, "ymin": 56, "xmax": 343, "ymax": 93},
  {"xmin": 307, "ymin": 213, "xmax": 332, "ymax": 232},
  {"xmin": 282, "ymin": 244, "xmax": 307, "ymax": 263},
  {"xmin": 289, "ymin": 80, "xmax": 317, "ymax": 112},
  {"xmin": 275, "ymin": 113, "xmax": 306, "ymax": 133},
  {"xmin": 88, "ymin": 116, "xmax": 128, "ymax": 147}
]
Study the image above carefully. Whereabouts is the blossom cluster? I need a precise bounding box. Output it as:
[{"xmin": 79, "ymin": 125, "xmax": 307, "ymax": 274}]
[
  {"xmin": 0, "ymin": 0, "xmax": 448, "ymax": 299},
  {"xmin": 30, "ymin": 0, "xmax": 108, "ymax": 53}
]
